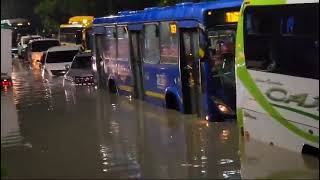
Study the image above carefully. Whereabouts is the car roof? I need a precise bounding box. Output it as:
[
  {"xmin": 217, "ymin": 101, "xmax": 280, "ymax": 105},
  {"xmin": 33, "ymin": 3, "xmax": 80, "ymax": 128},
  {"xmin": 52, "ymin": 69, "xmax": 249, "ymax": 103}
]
[
  {"xmin": 47, "ymin": 45, "xmax": 79, "ymax": 52},
  {"xmin": 75, "ymin": 52, "xmax": 92, "ymax": 57},
  {"xmin": 29, "ymin": 38, "xmax": 59, "ymax": 44},
  {"xmin": 21, "ymin": 35, "xmax": 41, "ymax": 39}
]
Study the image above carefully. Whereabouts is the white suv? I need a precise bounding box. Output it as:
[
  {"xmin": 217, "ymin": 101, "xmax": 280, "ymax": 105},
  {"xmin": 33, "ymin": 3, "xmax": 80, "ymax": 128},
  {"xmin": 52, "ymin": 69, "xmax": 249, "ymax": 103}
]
[
  {"xmin": 42, "ymin": 46, "xmax": 79, "ymax": 78},
  {"xmin": 17, "ymin": 35, "xmax": 41, "ymax": 58}
]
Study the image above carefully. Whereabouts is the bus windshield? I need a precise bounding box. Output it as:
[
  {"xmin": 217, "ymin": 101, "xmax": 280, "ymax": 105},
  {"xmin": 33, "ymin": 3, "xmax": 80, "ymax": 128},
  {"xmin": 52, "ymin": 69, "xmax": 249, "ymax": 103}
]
[
  {"xmin": 31, "ymin": 40, "xmax": 60, "ymax": 52},
  {"xmin": 46, "ymin": 50, "xmax": 79, "ymax": 63},
  {"xmin": 60, "ymin": 27, "xmax": 82, "ymax": 44},
  {"xmin": 71, "ymin": 56, "xmax": 92, "ymax": 69},
  {"xmin": 244, "ymin": 3, "xmax": 319, "ymax": 80},
  {"xmin": 208, "ymin": 29, "xmax": 236, "ymax": 78}
]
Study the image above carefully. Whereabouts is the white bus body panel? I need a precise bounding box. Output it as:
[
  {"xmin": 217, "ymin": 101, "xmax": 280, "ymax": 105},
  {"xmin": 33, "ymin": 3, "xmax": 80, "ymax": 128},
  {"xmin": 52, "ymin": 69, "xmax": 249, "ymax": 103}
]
[
  {"xmin": 237, "ymin": 70, "xmax": 319, "ymax": 153},
  {"xmin": 1, "ymin": 91, "xmax": 22, "ymax": 147},
  {"xmin": 1, "ymin": 28, "xmax": 12, "ymax": 80}
]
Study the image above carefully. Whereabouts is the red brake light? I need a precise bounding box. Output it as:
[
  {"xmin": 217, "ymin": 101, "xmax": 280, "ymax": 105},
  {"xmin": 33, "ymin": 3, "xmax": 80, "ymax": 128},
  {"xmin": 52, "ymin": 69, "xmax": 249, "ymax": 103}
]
[{"xmin": 1, "ymin": 79, "xmax": 12, "ymax": 87}]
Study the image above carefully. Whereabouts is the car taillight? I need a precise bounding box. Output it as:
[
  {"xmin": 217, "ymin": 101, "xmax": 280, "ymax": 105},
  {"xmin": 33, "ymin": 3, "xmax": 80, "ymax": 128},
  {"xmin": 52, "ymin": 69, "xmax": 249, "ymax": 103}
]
[{"xmin": 1, "ymin": 79, "xmax": 12, "ymax": 88}]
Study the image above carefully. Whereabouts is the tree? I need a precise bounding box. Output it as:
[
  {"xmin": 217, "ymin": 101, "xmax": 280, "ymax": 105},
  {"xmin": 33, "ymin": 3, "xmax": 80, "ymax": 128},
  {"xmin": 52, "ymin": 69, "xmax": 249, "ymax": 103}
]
[
  {"xmin": 158, "ymin": 0, "xmax": 206, "ymax": 6},
  {"xmin": 34, "ymin": 0, "xmax": 97, "ymax": 33},
  {"xmin": 158, "ymin": 0, "xmax": 181, "ymax": 6},
  {"xmin": 34, "ymin": 0, "xmax": 60, "ymax": 33}
]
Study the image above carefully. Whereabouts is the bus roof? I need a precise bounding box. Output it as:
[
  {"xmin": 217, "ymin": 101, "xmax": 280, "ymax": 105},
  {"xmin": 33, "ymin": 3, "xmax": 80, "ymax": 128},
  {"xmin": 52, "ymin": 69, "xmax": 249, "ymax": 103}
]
[
  {"xmin": 1, "ymin": 23, "xmax": 12, "ymax": 29},
  {"xmin": 1, "ymin": 18, "xmax": 30, "ymax": 27},
  {"xmin": 60, "ymin": 24, "xmax": 84, "ymax": 28},
  {"xmin": 63, "ymin": 16, "xmax": 94, "ymax": 28},
  {"xmin": 68, "ymin": 16, "xmax": 94, "ymax": 24},
  {"xmin": 93, "ymin": 0, "xmax": 242, "ymax": 25}
]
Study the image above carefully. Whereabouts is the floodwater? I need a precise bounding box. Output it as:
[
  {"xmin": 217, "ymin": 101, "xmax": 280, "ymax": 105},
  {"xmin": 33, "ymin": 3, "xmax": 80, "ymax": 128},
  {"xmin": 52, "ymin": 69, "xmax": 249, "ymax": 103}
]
[{"xmin": 1, "ymin": 59, "xmax": 319, "ymax": 179}]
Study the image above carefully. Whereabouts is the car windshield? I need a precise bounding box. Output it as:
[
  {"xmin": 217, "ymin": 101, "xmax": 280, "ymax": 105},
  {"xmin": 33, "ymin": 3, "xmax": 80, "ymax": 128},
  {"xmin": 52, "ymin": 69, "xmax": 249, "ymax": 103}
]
[
  {"xmin": 31, "ymin": 40, "xmax": 60, "ymax": 52},
  {"xmin": 71, "ymin": 56, "xmax": 92, "ymax": 69},
  {"xmin": 46, "ymin": 50, "xmax": 79, "ymax": 63}
]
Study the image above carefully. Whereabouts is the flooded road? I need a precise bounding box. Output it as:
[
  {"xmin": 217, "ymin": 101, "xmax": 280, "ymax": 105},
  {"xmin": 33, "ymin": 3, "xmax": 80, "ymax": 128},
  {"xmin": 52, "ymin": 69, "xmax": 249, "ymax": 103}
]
[{"xmin": 1, "ymin": 59, "xmax": 319, "ymax": 179}]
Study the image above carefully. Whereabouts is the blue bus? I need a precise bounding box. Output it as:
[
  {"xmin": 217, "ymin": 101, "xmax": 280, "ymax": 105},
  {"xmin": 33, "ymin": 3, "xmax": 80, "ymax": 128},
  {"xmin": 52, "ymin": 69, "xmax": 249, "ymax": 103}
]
[{"xmin": 91, "ymin": 0, "xmax": 242, "ymax": 121}]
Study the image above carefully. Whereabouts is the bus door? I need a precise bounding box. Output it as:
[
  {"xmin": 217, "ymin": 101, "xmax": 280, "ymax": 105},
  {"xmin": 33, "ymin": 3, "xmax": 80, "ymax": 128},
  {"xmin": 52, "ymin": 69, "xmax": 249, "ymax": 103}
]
[
  {"xmin": 180, "ymin": 29, "xmax": 202, "ymax": 115},
  {"xmin": 94, "ymin": 35, "xmax": 107, "ymax": 89},
  {"xmin": 129, "ymin": 31, "xmax": 144, "ymax": 100}
]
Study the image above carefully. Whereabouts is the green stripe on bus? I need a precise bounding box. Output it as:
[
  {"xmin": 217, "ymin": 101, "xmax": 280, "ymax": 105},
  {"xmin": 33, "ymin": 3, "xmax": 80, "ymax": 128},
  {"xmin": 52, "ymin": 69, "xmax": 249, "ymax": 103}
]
[
  {"xmin": 271, "ymin": 103, "xmax": 319, "ymax": 121},
  {"xmin": 237, "ymin": 108, "xmax": 244, "ymax": 129},
  {"xmin": 249, "ymin": 0, "xmax": 286, "ymax": 6},
  {"xmin": 235, "ymin": 7, "xmax": 319, "ymax": 144}
]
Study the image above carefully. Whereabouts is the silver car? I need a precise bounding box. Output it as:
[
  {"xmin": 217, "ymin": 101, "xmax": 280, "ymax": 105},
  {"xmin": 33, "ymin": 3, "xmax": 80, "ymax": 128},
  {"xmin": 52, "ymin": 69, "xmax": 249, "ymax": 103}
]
[{"xmin": 63, "ymin": 52, "xmax": 94, "ymax": 86}]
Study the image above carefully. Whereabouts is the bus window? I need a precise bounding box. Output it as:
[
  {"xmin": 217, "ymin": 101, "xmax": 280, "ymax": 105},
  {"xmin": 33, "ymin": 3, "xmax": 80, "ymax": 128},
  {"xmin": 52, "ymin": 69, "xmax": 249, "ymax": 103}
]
[
  {"xmin": 143, "ymin": 24, "xmax": 160, "ymax": 64},
  {"xmin": 160, "ymin": 22, "xmax": 179, "ymax": 64},
  {"xmin": 85, "ymin": 29, "xmax": 94, "ymax": 51},
  {"xmin": 76, "ymin": 31, "xmax": 82, "ymax": 44},
  {"xmin": 244, "ymin": 4, "xmax": 318, "ymax": 80},
  {"xmin": 103, "ymin": 27, "xmax": 117, "ymax": 62},
  {"xmin": 208, "ymin": 30, "xmax": 235, "ymax": 75},
  {"xmin": 117, "ymin": 26, "xmax": 129, "ymax": 61}
]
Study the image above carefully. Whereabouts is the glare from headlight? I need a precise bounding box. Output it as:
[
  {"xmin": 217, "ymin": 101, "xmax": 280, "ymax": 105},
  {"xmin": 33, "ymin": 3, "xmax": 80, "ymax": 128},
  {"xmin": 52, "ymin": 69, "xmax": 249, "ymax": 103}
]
[{"xmin": 218, "ymin": 104, "xmax": 230, "ymax": 113}]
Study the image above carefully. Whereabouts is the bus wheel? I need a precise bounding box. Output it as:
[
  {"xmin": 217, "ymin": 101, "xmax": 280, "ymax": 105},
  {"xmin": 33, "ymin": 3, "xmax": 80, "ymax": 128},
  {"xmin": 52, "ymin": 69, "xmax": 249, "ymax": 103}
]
[
  {"xmin": 166, "ymin": 93, "xmax": 180, "ymax": 111},
  {"xmin": 108, "ymin": 79, "xmax": 117, "ymax": 94}
]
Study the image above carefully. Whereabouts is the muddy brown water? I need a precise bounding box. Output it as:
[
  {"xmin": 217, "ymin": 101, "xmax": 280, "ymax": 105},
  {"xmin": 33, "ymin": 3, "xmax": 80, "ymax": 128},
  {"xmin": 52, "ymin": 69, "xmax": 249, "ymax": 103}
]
[{"xmin": 1, "ymin": 59, "xmax": 318, "ymax": 179}]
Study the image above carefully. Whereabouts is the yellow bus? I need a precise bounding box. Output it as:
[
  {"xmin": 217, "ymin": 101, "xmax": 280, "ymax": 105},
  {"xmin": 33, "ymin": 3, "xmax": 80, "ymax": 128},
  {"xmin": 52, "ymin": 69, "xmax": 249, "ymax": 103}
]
[{"xmin": 59, "ymin": 16, "xmax": 94, "ymax": 51}]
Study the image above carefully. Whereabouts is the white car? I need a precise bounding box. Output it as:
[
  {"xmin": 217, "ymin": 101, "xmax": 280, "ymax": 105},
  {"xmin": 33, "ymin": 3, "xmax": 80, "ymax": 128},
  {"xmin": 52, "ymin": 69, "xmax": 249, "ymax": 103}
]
[
  {"xmin": 42, "ymin": 46, "xmax": 79, "ymax": 78},
  {"xmin": 17, "ymin": 35, "xmax": 41, "ymax": 58}
]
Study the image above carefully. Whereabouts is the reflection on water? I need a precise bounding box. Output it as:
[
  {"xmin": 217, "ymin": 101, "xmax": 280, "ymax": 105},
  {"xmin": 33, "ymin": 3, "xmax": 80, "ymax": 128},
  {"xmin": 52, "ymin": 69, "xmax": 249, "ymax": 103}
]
[
  {"xmin": 240, "ymin": 137, "xmax": 319, "ymax": 179},
  {"xmin": 1, "ymin": 59, "xmax": 318, "ymax": 179},
  {"xmin": 1, "ymin": 90, "xmax": 23, "ymax": 148}
]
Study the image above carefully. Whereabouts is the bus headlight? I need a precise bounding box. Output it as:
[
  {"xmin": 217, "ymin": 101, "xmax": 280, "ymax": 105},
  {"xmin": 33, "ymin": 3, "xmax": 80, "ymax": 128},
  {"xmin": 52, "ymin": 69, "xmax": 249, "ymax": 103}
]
[
  {"xmin": 216, "ymin": 102, "xmax": 234, "ymax": 115},
  {"xmin": 218, "ymin": 104, "xmax": 231, "ymax": 114},
  {"xmin": 211, "ymin": 97, "xmax": 234, "ymax": 115}
]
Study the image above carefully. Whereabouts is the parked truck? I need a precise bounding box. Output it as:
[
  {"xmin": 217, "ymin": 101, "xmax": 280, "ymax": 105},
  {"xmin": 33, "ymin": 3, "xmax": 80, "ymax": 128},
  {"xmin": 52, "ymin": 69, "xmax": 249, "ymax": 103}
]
[{"xmin": 1, "ymin": 24, "xmax": 13, "ymax": 88}]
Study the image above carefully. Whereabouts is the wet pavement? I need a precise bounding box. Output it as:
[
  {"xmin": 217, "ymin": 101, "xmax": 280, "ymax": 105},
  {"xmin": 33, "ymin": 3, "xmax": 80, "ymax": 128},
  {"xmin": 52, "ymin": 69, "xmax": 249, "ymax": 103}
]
[{"xmin": 1, "ymin": 59, "xmax": 319, "ymax": 179}]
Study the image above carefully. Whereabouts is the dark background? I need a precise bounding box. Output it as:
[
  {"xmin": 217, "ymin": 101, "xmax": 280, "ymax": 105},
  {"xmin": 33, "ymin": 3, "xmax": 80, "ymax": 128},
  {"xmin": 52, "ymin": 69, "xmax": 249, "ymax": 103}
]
[{"xmin": 1, "ymin": 0, "xmax": 211, "ymax": 33}]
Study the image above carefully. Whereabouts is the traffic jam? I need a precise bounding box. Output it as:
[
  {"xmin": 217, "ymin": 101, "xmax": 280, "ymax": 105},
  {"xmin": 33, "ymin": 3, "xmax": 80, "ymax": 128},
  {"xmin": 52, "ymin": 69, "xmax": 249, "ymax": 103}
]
[{"xmin": 1, "ymin": 0, "xmax": 319, "ymax": 179}]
